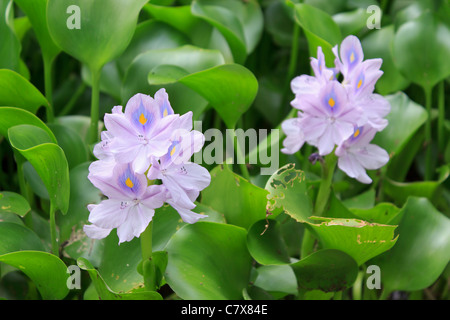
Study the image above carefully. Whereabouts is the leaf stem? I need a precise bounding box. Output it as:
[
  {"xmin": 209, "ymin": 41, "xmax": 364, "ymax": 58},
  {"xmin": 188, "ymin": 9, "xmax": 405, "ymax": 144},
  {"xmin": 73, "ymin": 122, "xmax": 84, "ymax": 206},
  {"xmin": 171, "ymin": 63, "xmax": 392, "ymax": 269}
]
[
  {"xmin": 49, "ymin": 203, "xmax": 59, "ymax": 256},
  {"xmin": 43, "ymin": 56, "xmax": 55, "ymax": 123},
  {"xmin": 300, "ymin": 152, "xmax": 337, "ymax": 258},
  {"xmin": 88, "ymin": 68, "xmax": 101, "ymax": 146},
  {"xmin": 423, "ymin": 85, "xmax": 433, "ymax": 181},
  {"xmin": 314, "ymin": 152, "xmax": 337, "ymax": 217},
  {"xmin": 230, "ymin": 126, "xmax": 251, "ymax": 181},
  {"xmin": 437, "ymin": 81, "xmax": 445, "ymax": 153},
  {"xmin": 140, "ymin": 221, "xmax": 156, "ymax": 291}
]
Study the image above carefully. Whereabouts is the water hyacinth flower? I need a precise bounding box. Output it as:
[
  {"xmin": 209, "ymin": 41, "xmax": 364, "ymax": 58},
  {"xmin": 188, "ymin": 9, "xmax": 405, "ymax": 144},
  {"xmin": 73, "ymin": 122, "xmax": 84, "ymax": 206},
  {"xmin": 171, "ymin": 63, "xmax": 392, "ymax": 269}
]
[
  {"xmin": 335, "ymin": 125, "xmax": 389, "ymax": 184},
  {"xmin": 84, "ymin": 89, "xmax": 211, "ymax": 243},
  {"xmin": 282, "ymin": 35, "xmax": 391, "ymax": 184}
]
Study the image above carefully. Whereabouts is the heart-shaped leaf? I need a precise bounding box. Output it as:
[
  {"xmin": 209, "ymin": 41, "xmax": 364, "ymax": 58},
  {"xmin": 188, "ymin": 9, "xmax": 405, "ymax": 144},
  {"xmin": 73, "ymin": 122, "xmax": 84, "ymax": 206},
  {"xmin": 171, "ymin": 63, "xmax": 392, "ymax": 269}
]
[{"xmin": 0, "ymin": 191, "xmax": 31, "ymax": 218}]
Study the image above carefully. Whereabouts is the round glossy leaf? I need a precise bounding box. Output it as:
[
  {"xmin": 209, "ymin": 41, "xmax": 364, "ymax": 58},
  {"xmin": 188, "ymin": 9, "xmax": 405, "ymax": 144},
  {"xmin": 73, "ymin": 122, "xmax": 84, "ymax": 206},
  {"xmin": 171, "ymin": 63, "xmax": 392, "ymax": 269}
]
[
  {"xmin": 0, "ymin": 251, "xmax": 69, "ymax": 300},
  {"xmin": 392, "ymin": 11, "xmax": 450, "ymax": 90},
  {"xmin": 0, "ymin": 69, "xmax": 49, "ymax": 114},
  {"xmin": 0, "ymin": 222, "xmax": 45, "ymax": 255},
  {"xmin": 201, "ymin": 165, "xmax": 268, "ymax": 230},
  {"xmin": 47, "ymin": 0, "xmax": 148, "ymax": 72},
  {"xmin": 165, "ymin": 221, "xmax": 252, "ymax": 300},
  {"xmin": 372, "ymin": 197, "xmax": 450, "ymax": 292},
  {"xmin": 306, "ymin": 216, "xmax": 398, "ymax": 266},
  {"xmin": 247, "ymin": 219, "xmax": 291, "ymax": 265},
  {"xmin": 291, "ymin": 249, "xmax": 358, "ymax": 292}
]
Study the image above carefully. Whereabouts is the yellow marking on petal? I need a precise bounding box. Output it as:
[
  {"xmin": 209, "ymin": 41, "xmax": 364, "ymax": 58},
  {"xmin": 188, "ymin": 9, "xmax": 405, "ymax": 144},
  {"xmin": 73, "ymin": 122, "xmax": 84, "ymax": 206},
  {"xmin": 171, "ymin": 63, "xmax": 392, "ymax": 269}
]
[
  {"xmin": 125, "ymin": 178, "xmax": 134, "ymax": 188},
  {"xmin": 163, "ymin": 108, "xmax": 168, "ymax": 117},
  {"xmin": 139, "ymin": 113, "xmax": 147, "ymax": 125},
  {"xmin": 353, "ymin": 129, "xmax": 361, "ymax": 138},
  {"xmin": 357, "ymin": 79, "xmax": 363, "ymax": 89},
  {"xmin": 350, "ymin": 52, "xmax": 355, "ymax": 63},
  {"xmin": 328, "ymin": 98, "xmax": 335, "ymax": 108},
  {"xmin": 170, "ymin": 145, "xmax": 176, "ymax": 157}
]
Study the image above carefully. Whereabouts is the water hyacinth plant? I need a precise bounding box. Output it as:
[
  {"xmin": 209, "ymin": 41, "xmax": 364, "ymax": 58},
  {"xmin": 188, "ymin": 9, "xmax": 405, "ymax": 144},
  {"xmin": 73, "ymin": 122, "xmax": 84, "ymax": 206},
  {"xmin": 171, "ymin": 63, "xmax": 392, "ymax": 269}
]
[{"xmin": 0, "ymin": 0, "xmax": 449, "ymax": 305}]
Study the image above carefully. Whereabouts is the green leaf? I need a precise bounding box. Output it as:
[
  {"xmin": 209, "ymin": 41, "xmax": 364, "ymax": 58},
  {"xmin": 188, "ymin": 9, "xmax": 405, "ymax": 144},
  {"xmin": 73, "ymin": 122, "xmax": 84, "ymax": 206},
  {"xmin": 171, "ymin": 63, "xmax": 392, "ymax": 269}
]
[
  {"xmin": 47, "ymin": 0, "xmax": 148, "ymax": 72},
  {"xmin": 201, "ymin": 165, "xmax": 268, "ymax": 229},
  {"xmin": 77, "ymin": 258, "xmax": 162, "ymax": 300},
  {"xmin": 165, "ymin": 221, "xmax": 252, "ymax": 299},
  {"xmin": 191, "ymin": 0, "xmax": 263, "ymax": 64},
  {"xmin": 0, "ymin": 0, "xmax": 21, "ymax": 72},
  {"xmin": 383, "ymin": 165, "xmax": 450, "ymax": 206},
  {"xmin": 122, "ymin": 45, "xmax": 224, "ymax": 118},
  {"xmin": 372, "ymin": 197, "xmax": 450, "ymax": 292},
  {"xmin": 0, "ymin": 222, "xmax": 45, "ymax": 255},
  {"xmin": 306, "ymin": 217, "xmax": 398, "ymax": 266},
  {"xmin": 361, "ymin": 25, "xmax": 410, "ymax": 95},
  {"xmin": 0, "ymin": 251, "xmax": 69, "ymax": 300},
  {"xmin": 265, "ymin": 163, "xmax": 313, "ymax": 222},
  {"xmin": 143, "ymin": 3, "xmax": 233, "ymax": 62},
  {"xmin": 372, "ymin": 92, "xmax": 428, "ymax": 160},
  {"xmin": 0, "ymin": 191, "xmax": 31, "ymax": 217},
  {"xmin": 253, "ymin": 265, "xmax": 298, "ymax": 297},
  {"xmin": 291, "ymin": 249, "xmax": 358, "ymax": 292},
  {"xmin": 0, "ymin": 69, "xmax": 49, "ymax": 114},
  {"xmin": 247, "ymin": 219, "xmax": 291, "ymax": 265},
  {"xmin": 392, "ymin": 11, "xmax": 450, "ymax": 90},
  {"xmin": 8, "ymin": 125, "xmax": 70, "ymax": 214},
  {"xmin": 48, "ymin": 123, "xmax": 89, "ymax": 169},
  {"xmin": 332, "ymin": 8, "xmax": 372, "ymax": 37},
  {"xmin": 149, "ymin": 63, "xmax": 258, "ymax": 129},
  {"xmin": 15, "ymin": 0, "xmax": 61, "ymax": 64},
  {"xmin": 350, "ymin": 202, "xmax": 401, "ymax": 225},
  {"xmin": 57, "ymin": 162, "xmax": 102, "ymax": 244},
  {"xmin": 292, "ymin": 3, "xmax": 342, "ymax": 66}
]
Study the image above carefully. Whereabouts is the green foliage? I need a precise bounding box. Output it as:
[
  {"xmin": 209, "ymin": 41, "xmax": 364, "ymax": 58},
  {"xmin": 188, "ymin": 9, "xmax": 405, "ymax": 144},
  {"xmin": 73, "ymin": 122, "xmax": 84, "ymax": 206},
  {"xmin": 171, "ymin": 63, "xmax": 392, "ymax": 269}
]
[{"xmin": 0, "ymin": 0, "xmax": 449, "ymax": 302}]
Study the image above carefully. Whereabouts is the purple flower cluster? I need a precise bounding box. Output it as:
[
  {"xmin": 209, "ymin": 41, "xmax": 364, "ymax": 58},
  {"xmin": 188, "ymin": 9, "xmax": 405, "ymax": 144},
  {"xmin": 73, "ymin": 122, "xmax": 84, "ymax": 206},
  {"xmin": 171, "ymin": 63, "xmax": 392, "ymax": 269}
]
[
  {"xmin": 282, "ymin": 35, "xmax": 390, "ymax": 184},
  {"xmin": 84, "ymin": 89, "xmax": 211, "ymax": 244}
]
